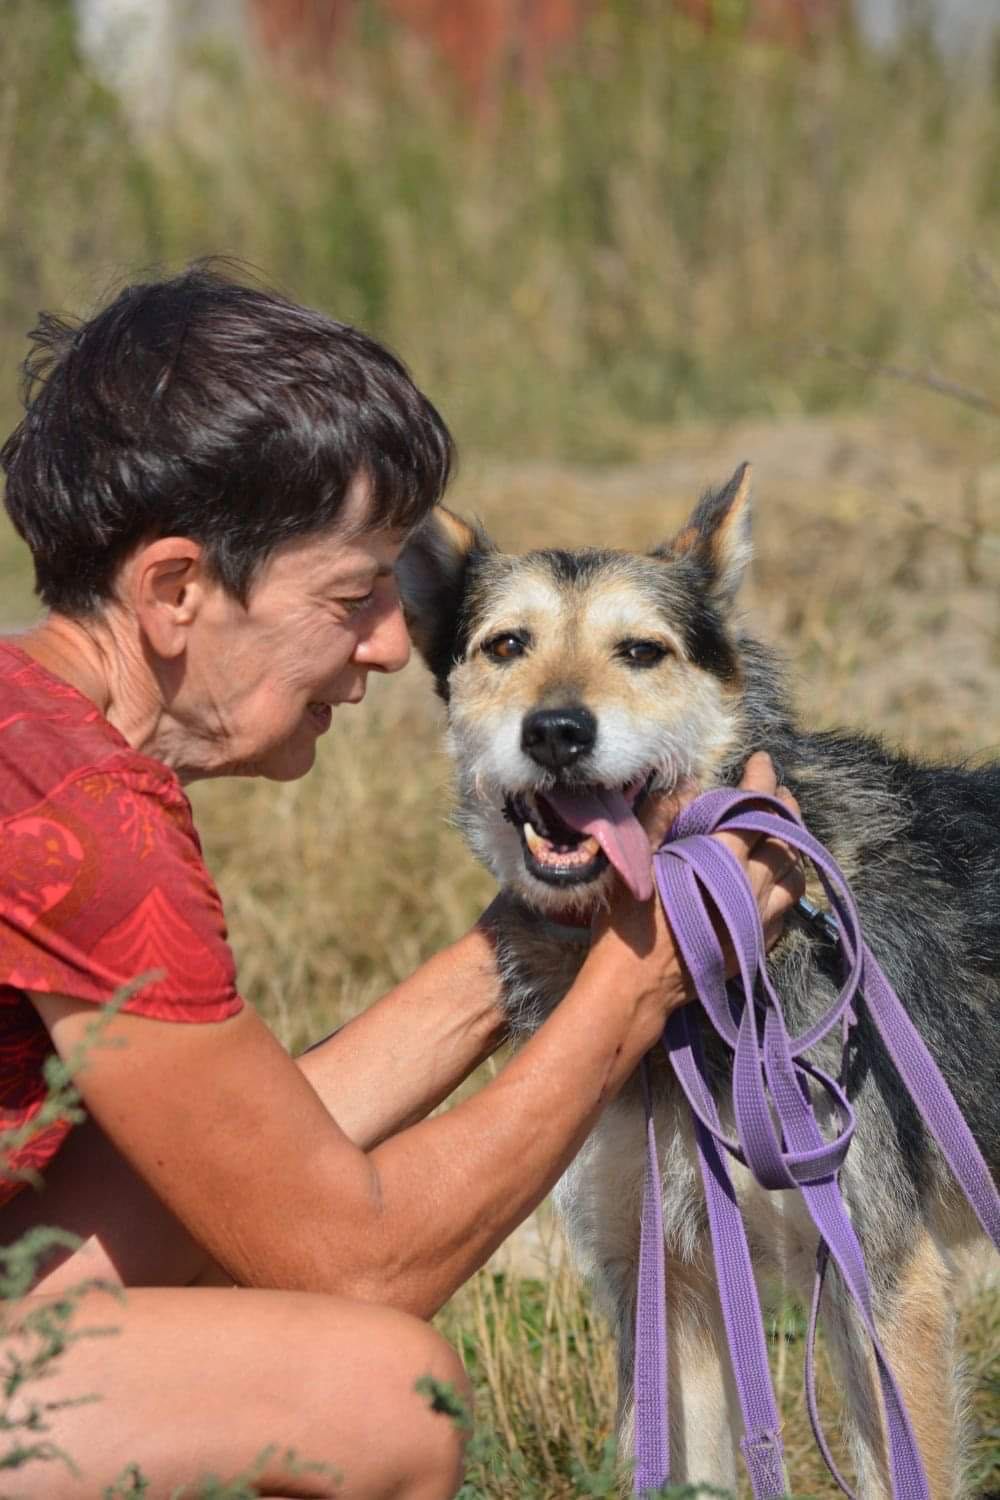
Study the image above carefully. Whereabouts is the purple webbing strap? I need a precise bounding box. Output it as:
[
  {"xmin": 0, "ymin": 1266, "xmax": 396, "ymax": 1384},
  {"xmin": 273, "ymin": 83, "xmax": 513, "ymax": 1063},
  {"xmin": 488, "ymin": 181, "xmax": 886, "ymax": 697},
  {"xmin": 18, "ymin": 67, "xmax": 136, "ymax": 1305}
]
[
  {"xmin": 669, "ymin": 1005, "xmax": 787, "ymax": 1496},
  {"xmin": 632, "ymin": 788, "xmax": 1000, "ymax": 1499},
  {"xmin": 633, "ymin": 1059, "xmax": 669, "ymax": 1495}
]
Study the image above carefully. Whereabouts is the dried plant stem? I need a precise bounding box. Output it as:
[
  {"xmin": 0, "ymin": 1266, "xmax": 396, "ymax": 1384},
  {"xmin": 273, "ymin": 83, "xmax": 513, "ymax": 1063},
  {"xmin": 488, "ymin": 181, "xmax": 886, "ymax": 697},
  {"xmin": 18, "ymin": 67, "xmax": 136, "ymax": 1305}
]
[{"xmin": 814, "ymin": 344, "xmax": 999, "ymax": 419}]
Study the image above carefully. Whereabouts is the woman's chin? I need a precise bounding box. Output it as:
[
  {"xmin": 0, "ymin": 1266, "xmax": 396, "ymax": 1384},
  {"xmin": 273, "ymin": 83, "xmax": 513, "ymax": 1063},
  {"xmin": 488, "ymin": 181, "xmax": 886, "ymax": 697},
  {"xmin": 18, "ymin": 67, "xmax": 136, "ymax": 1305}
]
[
  {"xmin": 261, "ymin": 743, "xmax": 319, "ymax": 782},
  {"xmin": 229, "ymin": 729, "xmax": 321, "ymax": 783}
]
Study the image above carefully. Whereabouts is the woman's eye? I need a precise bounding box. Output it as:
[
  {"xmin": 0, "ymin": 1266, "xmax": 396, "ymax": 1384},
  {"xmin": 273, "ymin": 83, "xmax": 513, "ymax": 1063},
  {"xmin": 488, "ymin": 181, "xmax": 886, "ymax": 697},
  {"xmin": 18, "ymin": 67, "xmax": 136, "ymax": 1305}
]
[
  {"xmin": 618, "ymin": 639, "xmax": 670, "ymax": 668},
  {"xmin": 341, "ymin": 592, "xmax": 375, "ymax": 616},
  {"xmin": 483, "ymin": 633, "xmax": 528, "ymax": 663}
]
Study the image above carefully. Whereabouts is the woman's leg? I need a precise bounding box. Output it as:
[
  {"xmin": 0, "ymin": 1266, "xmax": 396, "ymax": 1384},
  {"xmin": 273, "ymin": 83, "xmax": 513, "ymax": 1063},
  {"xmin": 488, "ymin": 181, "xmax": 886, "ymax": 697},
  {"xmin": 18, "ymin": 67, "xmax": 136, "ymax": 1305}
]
[
  {"xmin": 1, "ymin": 1119, "xmax": 472, "ymax": 1498},
  {"xmin": 1, "ymin": 1115, "xmax": 219, "ymax": 1291},
  {"xmin": 2, "ymin": 1283, "xmax": 470, "ymax": 1499}
]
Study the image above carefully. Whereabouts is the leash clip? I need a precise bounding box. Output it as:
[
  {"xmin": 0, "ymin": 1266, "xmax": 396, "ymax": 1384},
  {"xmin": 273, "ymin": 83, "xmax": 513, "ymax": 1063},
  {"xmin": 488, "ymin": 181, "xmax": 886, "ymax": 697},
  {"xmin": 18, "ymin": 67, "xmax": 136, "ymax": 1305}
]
[{"xmin": 795, "ymin": 895, "xmax": 841, "ymax": 947}]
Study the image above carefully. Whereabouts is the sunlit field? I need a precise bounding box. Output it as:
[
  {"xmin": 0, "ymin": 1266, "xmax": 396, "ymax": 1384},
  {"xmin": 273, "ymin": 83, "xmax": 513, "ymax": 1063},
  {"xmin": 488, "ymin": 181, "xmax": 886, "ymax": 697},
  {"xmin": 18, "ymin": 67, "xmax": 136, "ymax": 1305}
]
[
  {"xmin": 3, "ymin": 3, "xmax": 999, "ymax": 460},
  {"xmin": 1, "ymin": 0, "xmax": 998, "ymax": 1490},
  {"xmin": 2, "ymin": 410, "xmax": 997, "ymax": 1496}
]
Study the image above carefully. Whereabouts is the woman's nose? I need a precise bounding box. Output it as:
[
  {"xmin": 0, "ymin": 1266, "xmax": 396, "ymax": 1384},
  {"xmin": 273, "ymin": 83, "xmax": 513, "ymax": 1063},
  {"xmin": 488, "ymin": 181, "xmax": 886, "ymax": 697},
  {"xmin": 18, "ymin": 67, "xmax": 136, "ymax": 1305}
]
[{"xmin": 356, "ymin": 594, "xmax": 411, "ymax": 675}]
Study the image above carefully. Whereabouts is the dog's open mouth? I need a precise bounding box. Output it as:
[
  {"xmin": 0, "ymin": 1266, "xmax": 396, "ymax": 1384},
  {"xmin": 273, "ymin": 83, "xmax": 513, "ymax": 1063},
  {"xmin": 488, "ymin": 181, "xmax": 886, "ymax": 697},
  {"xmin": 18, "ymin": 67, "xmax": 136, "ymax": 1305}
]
[{"xmin": 504, "ymin": 778, "xmax": 654, "ymax": 900}]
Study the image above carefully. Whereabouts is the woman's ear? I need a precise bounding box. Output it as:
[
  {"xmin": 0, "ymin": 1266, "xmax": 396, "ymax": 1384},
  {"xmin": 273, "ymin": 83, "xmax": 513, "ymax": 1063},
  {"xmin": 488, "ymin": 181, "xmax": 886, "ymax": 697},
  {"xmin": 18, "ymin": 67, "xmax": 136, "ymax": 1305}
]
[
  {"xmin": 655, "ymin": 463, "xmax": 753, "ymax": 612},
  {"xmin": 396, "ymin": 507, "xmax": 493, "ymax": 699},
  {"xmin": 129, "ymin": 538, "xmax": 209, "ymax": 657}
]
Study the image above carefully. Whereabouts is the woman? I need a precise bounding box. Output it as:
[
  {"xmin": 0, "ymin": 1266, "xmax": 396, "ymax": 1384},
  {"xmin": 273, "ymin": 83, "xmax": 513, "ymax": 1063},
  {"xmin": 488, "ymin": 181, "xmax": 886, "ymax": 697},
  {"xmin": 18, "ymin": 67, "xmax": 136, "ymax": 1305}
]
[{"xmin": 0, "ymin": 264, "xmax": 802, "ymax": 1499}]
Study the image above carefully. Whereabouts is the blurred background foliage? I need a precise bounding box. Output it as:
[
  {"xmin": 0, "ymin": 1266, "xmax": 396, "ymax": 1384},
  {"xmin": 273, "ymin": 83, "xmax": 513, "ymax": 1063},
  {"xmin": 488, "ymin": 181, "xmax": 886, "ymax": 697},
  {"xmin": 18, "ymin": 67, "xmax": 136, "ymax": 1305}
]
[
  {"xmin": 1, "ymin": 0, "xmax": 998, "ymax": 461},
  {"xmin": 1, "ymin": 5, "xmax": 999, "ymax": 1493}
]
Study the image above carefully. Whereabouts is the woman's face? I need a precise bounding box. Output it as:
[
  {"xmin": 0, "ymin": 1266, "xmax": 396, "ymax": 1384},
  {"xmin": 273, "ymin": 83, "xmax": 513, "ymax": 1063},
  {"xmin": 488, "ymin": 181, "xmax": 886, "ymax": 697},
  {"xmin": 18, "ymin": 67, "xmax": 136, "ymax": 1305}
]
[{"xmin": 176, "ymin": 492, "xmax": 412, "ymax": 782}]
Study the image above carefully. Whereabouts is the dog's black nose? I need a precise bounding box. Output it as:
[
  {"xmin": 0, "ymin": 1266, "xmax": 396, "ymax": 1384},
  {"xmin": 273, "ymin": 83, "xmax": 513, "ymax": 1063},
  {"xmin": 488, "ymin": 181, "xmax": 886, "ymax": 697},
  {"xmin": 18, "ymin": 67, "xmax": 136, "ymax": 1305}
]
[{"xmin": 521, "ymin": 707, "xmax": 597, "ymax": 771}]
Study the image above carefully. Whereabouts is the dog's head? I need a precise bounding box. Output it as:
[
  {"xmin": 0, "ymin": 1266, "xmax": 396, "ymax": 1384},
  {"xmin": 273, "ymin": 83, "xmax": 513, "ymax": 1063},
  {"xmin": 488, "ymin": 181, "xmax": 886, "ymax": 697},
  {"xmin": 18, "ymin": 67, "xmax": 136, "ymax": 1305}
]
[{"xmin": 396, "ymin": 465, "xmax": 753, "ymax": 918}]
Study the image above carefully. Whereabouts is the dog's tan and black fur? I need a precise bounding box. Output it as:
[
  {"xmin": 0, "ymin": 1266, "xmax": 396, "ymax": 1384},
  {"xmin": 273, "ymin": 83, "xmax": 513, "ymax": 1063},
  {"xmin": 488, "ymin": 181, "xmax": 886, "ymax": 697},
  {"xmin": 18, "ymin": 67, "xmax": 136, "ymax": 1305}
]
[{"xmin": 397, "ymin": 468, "xmax": 1000, "ymax": 1497}]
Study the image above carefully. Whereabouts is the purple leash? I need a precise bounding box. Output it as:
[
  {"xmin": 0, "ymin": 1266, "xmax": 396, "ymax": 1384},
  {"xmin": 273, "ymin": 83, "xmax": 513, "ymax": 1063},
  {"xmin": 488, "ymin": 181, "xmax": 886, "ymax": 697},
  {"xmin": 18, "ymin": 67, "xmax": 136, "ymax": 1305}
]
[{"xmin": 632, "ymin": 788, "xmax": 1000, "ymax": 1499}]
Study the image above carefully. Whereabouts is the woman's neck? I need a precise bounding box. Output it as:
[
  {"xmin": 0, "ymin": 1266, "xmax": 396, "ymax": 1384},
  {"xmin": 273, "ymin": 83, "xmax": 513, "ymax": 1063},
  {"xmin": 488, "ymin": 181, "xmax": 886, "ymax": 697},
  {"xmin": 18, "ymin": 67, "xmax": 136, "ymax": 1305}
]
[
  {"xmin": 12, "ymin": 616, "xmax": 112, "ymax": 714},
  {"xmin": 10, "ymin": 614, "xmax": 165, "ymax": 763}
]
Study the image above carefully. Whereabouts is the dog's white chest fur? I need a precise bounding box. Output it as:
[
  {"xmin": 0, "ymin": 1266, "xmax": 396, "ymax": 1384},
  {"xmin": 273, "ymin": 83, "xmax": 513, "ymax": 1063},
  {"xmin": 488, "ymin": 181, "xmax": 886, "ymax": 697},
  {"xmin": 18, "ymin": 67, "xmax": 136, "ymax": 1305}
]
[{"xmin": 555, "ymin": 1084, "xmax": 821, "ymax": 1322}]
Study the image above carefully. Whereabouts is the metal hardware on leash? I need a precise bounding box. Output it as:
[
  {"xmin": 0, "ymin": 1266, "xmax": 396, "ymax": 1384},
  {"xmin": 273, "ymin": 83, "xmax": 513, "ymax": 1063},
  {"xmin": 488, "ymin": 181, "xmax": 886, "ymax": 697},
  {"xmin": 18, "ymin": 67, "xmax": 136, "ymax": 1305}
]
[
  {"xmin": 633, "ymin": 789, "xmax": 1000, "ymax": 1500},
  {"xmin": 795, "ymin": 895, "xmax": 842, "ymax": 946}
]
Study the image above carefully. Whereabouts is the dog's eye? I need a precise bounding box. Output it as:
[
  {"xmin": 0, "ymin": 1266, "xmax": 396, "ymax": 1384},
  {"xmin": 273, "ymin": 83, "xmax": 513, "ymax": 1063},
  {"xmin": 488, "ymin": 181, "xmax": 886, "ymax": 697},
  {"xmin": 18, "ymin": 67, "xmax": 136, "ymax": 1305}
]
[
  {"xmin": 483, "ymin": 633, "xmax": 529, "ymax": 663},
  {"xmin": 618, "ymin": 639, "xmax": 670, "ymax": 668}
]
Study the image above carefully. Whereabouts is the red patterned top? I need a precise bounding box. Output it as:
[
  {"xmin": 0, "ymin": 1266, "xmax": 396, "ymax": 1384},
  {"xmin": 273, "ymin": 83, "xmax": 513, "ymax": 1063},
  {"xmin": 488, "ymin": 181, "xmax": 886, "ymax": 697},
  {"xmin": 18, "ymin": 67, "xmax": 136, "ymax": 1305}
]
[{"xmin": 0, "ymin": 640, "xmax": 244, "ymax": 1205}]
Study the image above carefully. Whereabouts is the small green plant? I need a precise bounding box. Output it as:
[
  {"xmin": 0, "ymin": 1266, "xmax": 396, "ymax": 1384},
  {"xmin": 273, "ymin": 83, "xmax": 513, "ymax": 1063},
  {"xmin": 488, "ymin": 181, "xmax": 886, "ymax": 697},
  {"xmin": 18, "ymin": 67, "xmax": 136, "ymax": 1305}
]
[
  {"xmin": 0, "ymin": 1042, "xmax": 119, "ymax": 1484},
  {"xmin": 101, "ymin": 1448, "xmax": 336, "ymax": 1500},
  {"xmin": 0, "ymin": 1279, "xmax": 119, "ymax": 1483},
  {"xmin": 0, "ymin": 987, "xmax": 157, "ymax": 1488}
]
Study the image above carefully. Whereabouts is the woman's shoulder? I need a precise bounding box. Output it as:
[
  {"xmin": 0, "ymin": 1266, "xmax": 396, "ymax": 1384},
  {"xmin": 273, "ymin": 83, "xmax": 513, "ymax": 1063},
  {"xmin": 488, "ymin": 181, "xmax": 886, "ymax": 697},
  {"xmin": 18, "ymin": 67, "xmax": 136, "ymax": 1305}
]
[
  {"xmin": 0, "ymin": 637, "xmax": 240, "ymax": 1026},
  {"xmin": 0, "ymin": 637, "xmax": 182, "ymax": 822}
]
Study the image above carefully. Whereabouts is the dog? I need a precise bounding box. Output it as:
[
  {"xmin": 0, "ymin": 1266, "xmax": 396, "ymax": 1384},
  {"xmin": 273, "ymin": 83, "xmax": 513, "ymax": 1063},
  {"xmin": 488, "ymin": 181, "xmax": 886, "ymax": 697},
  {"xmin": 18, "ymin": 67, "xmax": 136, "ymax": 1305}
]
[{"xmin": 397, "ymin": 464, "xmax": 1000, "ymax": 1498}]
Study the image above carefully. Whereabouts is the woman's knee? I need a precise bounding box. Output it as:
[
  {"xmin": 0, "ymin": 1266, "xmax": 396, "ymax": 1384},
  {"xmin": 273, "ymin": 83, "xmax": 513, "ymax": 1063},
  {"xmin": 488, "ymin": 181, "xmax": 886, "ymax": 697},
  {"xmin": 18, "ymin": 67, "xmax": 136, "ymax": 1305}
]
[
  {"xmin": 404, "ymin": 1325, "xmax": 471, "ymax": 1498},
  {"xmin": 371, "ymin": 1314, "xmax": 470, "ymax": 1499},
  {"xmin": 299, "ymin": 1299, "xmax": 471, "ymax": 1500}
]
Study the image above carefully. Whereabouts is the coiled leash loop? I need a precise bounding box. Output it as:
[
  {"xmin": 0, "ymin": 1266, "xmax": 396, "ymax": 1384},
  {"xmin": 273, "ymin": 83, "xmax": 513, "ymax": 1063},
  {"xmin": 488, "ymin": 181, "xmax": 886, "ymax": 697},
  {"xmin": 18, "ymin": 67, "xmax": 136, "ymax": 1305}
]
[{"xmin": 633, "ymin": 789, "xmax": 1000, "ymax": 1499}]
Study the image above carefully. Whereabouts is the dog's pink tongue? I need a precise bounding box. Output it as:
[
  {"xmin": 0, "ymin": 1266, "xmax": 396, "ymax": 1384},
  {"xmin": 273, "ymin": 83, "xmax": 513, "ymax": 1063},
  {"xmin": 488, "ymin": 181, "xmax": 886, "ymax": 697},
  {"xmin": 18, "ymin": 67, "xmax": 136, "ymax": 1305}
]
[{"xmin": 541, "ymin": 788, "xmax": 653, "ymax": 901}]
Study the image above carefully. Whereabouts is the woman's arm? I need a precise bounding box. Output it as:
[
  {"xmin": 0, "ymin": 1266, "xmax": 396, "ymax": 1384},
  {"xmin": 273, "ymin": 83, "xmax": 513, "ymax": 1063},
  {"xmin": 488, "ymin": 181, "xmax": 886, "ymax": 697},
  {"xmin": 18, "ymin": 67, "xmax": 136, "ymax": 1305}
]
[
  {"xmin": 30, "ymin": 917, "xmax": 677, "ymax": 1322},
  {"xmin": 32, "ymin": 756, "xmax": 801, "ymax": 1321},
  {"xmin": 296, "ymin": 916, "xmax": 508, "ymax": 1149}
]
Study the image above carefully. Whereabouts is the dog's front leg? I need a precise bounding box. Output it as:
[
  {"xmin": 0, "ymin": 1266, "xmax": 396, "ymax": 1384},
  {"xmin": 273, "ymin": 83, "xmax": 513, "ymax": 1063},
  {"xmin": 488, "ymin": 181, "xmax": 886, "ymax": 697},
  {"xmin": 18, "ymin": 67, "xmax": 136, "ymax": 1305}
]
[
  {"xmin": 666, "ymin": 1257, "xmax": 743, "ymax": 1490},
  {"xmin": 823, "ymin": 1226, "xmax": 963, "ymax": 1500},
  {"xmin": 615, "ymin": 1254, "xmax": 742, "ymax": 1493}
]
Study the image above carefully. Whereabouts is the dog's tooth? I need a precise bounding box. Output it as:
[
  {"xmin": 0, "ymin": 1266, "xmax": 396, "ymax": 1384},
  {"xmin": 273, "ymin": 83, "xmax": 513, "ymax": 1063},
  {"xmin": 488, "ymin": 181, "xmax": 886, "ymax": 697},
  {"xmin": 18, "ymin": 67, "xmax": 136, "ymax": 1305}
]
[{"xmin": 524, "ymin": 821, "xmax": 545, "ymax": 853}]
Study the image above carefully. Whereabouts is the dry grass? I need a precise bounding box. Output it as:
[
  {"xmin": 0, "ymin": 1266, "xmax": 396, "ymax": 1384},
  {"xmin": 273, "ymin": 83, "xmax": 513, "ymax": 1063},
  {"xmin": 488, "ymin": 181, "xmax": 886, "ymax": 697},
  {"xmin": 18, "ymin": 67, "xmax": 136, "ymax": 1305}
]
[
  {"xmin": 442, "ymin": 1221, "xmax": 1000, "ymax": 1498},
  {"xmin": 1, "ymin": 3, "xmax": 998, "ymax": 1489},
  {"xmin": 1, "ymin": 3, "xmax": 999, "ymax": 458}
]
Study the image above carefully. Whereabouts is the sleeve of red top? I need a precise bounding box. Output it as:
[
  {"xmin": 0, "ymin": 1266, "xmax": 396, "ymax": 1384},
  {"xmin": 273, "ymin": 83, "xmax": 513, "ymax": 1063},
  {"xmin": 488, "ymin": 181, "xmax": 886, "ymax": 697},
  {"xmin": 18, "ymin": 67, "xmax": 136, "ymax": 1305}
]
[{"xmin": 0, "ymin": 761, "xmax": 244, "ymax": 1022}]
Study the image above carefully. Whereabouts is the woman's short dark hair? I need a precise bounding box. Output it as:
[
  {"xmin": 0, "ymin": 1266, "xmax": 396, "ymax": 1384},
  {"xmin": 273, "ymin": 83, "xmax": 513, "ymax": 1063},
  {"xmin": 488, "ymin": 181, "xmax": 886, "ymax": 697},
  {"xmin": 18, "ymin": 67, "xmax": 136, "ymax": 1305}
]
[{"xmin": 1, "ymin": 261, "xmax": 455, "ymax": 614}]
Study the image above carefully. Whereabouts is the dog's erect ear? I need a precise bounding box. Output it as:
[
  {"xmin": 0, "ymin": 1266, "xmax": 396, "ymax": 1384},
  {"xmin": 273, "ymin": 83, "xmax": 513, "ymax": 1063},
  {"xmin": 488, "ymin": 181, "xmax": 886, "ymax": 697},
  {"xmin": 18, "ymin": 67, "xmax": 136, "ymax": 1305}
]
[
  {"xmin": 658, "ymin": 463, "xmax": 753, "ymax": 610},
  {"xmin": 396, "ymin": 507, "xmax": 492, "ymax": 699}
]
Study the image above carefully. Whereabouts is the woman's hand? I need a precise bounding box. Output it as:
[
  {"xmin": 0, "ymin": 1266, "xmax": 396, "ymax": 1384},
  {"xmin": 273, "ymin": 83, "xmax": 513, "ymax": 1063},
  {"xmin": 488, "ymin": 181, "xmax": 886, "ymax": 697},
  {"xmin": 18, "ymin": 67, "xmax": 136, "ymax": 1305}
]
[
  {"xmin": 709, "ymin": 750, "xmax": 805, "ymax": 955},
  {"xmin": 586, "ymin": 752, "xmax": 804, "ymax": 1044}
]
